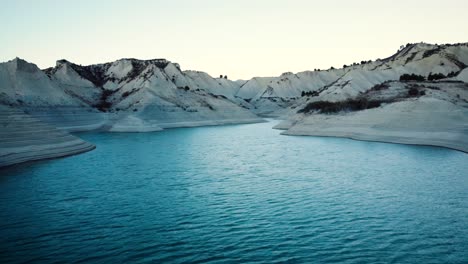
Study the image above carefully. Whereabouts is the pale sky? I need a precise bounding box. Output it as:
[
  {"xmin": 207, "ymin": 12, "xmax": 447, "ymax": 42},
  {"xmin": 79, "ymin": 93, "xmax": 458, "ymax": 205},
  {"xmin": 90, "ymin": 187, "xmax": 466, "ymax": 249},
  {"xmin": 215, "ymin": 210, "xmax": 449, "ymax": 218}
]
[{"xmin": 1, "ymin": 0, "xmax": 467, "ymax": 80}]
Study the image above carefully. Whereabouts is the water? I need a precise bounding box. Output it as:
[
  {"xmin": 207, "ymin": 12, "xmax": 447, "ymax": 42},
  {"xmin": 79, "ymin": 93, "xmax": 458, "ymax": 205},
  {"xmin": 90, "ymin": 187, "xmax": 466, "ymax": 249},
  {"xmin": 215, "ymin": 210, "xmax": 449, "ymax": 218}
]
[{"xmin": 1, "ymin": 120, "xmax": 467, "ymax": 263}]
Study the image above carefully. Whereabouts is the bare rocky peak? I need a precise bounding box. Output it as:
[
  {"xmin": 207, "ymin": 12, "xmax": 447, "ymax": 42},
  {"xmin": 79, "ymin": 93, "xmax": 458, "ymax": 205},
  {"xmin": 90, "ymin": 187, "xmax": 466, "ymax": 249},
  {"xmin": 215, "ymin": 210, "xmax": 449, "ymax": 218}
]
[{"xmin": 43, "ymin": 58, "xmax": 177, "ymax": 87}]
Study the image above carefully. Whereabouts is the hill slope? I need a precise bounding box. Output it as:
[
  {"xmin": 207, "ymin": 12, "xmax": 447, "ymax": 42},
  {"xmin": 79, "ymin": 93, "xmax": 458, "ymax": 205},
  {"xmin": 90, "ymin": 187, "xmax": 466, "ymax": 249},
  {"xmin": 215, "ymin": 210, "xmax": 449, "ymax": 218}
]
[
  {"xmin": 0, "ymin": 58, "xmax": 263, "ymax": 132},
  {"xmin": 238, "ymin": 43, "xmax": 468, "ymax": 115}
]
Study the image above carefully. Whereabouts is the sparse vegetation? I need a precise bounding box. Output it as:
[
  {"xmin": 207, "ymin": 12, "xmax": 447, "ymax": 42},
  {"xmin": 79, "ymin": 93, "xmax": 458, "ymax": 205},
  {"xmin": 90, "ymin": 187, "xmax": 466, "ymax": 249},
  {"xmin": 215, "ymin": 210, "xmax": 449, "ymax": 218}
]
[
  {"xmin": 408, "ymin": 87, "xmax": 419, "ymax": 96},
  {"xmin": 427, "ymin": 73, "xmax": 447, "ymax": 81},
  {"xmin": 94, "ymin": 89, "xmax": 115, "ymax": 112},
  {"xmin": 370, "ymin": 83, "xmax": 390, "ymax": 91},
  {"xmin": 301, "ymin": 91, "xmax": 319, "ymax": 97},
  {"xmin": 298, "ymin": 98, "xmax": 383, "ymax": 114},
  {"xmin": 124, "ymin": 61, "xmax": 147, "ymax": 81},
  {"xmin": 422, "ymin": 48, "xmax": 441, "ymax": 58},
  {"xmin": 400, "ymin": 74, "xmax": 426, "ymax": 82},
  {"xmin": 448, "ymin": 71, "xmax": 457, "ymax": 78},
  {"xmin": 177, "ymin": 86, "xmax": 191, "ymax": 91},
  {"xmin": 121, "ymin": 88, "xmax": 138, "ymax": 98}
]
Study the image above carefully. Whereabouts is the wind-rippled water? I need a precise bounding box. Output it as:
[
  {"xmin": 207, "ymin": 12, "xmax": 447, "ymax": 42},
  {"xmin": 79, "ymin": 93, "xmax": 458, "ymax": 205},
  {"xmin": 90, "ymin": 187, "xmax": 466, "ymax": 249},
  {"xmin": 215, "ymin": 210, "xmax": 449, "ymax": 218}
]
[{"xmin": 1, "ymin": 120, "xmax": 467, "ymax": 263}]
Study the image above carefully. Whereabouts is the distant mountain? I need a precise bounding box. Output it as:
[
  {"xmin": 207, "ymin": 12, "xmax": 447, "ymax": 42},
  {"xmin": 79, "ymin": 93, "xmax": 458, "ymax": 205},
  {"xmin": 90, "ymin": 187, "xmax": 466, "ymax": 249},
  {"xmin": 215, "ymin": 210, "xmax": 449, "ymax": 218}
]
[
  {"xmin": 0, "ymin": 42, "xmax": 467, "ymax": 130},
  {"xmin": 236, "ymin": 42, "xmax": 468, "ymax": 115},
  {"xmin": 0, "ymin": 58, "xmax": 261, "ymax": 132},
  {"xmin": 2, "ymin": 42, "xmax": 466, "ymax": 117},
  {"xmin": 43, "ymin": 58, "xmax": 246, "ymax": 110}
]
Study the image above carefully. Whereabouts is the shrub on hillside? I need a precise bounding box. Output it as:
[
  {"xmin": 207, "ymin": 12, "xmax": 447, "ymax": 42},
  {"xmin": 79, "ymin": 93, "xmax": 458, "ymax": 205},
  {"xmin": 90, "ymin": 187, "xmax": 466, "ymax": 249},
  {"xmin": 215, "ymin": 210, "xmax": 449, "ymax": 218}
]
[
  {"xmin": 370, "ymin": 83, "xmax": 390, "ymax": 91},
  {"xmin": 448, "ymin": 71, "xmax": 457, "ymax": 78},
  {"xmin": 400, "ymin": 74, "xmax": 426, "ymax": 82},
  {"xmin": 428, "ymin": 73, "xmax": 447, "ymax": 81},
  {"xmin": 301, "ymin": 91, "xmax": 319, "ymax": 97},
  {"xmin": 297, "ymin": 98, "xmax": 383, "ymax": 114},
  {"xmin": 94, "ymin": 89, "xmax": 114, "ymax": 112},
  {"xmin": 408, "ymin": 87, "xmax": 419, "ymax": 96}
]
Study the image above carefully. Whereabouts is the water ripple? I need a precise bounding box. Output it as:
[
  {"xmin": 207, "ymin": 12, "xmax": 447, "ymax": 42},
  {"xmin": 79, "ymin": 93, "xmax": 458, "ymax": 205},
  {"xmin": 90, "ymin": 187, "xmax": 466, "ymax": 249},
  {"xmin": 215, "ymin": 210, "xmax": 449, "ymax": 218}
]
[{"xmin": 1, "ymin": 121, "xmax": 467, "ymax": 263}]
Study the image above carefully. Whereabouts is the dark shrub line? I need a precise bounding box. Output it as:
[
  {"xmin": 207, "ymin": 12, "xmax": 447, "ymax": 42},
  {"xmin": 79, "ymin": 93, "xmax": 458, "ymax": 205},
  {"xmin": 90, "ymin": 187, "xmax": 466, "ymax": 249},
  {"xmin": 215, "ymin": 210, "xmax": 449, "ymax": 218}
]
[
  {"xmin": 301, "ymin": 91, "xmax": 320, "ymax": 97},
  {"xmin": 177, "ymin": 86, "xmax": 191, "ymax": 91},
  {"xmin": 298, "ymin": 98, "xmax": 384, "ymax": 114},
  {"xmin": 94, "ymin": 89, "xmax": 116, "ymax": 112},
  {"xmin": 428, "ymin": 73, "xmax": 447, "ymax": 81},
  {"xmin": 400, "ymin": 71, "xmax": 457, "ymax": 82},
  {"xmin": 400, "ymin": 74, "xmax": 426, "ymax": 82}
]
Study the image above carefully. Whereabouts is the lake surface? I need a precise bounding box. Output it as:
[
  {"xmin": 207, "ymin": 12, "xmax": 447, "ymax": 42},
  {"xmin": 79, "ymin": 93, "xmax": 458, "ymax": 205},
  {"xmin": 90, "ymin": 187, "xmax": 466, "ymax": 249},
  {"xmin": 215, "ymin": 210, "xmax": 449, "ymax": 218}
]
[{"xmin": 1, "ymin": 120, "xmax": 467, "ymax": 263}]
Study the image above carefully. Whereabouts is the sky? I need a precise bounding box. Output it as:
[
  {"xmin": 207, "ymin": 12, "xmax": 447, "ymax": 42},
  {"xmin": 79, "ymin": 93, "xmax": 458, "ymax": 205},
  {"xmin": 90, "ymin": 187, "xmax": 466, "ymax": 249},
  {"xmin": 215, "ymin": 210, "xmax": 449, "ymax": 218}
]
[{"xmin": 1, "ymin": 0, "xmax": 467, "ymax": 80}]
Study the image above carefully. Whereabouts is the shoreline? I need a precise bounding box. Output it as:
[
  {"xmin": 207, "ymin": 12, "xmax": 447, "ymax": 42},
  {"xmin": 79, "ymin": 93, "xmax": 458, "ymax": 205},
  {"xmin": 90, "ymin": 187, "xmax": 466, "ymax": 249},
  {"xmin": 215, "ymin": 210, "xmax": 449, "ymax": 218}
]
[
  {"xmin": 0, "ymin": 144, "xmax": 96, "ymax": 169},
  {"xmin": 278, "ymin": 98, "xmax": 468, "ymax": 154},
  {"xmin": 153, "ymin": 118, "xmax": 267, "ymax": 129},
  {"xmin": 107, "ymin": 117, "xmax": 266, "ymax": 132},
  {"xmin": 0, "ymin": 105, "xmax": 97, "ymax": 168},
  {"xmin": 281, "ymin": 129, "xmax": 468, "ymax": 154},
  {"xmin": 0, "ymin": 118, "xmax": 266, "ymax": 168}
]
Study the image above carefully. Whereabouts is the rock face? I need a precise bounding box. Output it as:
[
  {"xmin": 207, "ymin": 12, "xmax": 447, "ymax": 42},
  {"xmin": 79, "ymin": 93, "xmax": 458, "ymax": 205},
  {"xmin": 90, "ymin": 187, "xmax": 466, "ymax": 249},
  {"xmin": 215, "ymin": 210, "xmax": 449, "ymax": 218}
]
[
  {"xmin": 0, "ymin": 58, "xmax": 108, "ymax": 132},
  {"xmin": 0, "ymin": 105, "xmax": 95, "ymax": 167},
  {"xmin": 0, "ymin": 57, "xmax": 263, "ymax": 132},
  {"xmin": 43, "ymin": 58, "xmax": 249, "ymax": 111}
]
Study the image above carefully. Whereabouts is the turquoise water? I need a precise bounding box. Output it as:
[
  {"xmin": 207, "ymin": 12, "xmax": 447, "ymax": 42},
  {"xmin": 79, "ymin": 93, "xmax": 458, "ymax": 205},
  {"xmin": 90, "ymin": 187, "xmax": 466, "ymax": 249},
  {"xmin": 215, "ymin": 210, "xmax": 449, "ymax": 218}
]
[{"xmin": 1, "ymin": 120, "xmax": 467, "ymax": 263}]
